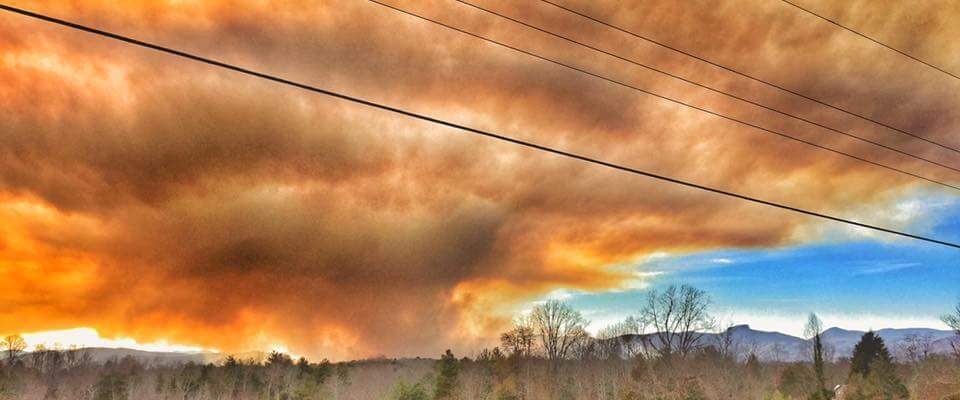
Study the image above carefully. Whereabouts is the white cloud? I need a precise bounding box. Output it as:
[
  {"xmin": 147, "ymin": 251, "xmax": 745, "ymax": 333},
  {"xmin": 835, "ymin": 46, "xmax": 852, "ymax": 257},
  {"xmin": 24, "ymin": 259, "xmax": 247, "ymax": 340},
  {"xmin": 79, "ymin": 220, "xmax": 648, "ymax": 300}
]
[
  {"xmin": 853, "ymin": 262, "xmax": 920, "ymax": 276},
  {"xmin": 798, "ymin": 190, "xmax": 959, "ymax": 245}
]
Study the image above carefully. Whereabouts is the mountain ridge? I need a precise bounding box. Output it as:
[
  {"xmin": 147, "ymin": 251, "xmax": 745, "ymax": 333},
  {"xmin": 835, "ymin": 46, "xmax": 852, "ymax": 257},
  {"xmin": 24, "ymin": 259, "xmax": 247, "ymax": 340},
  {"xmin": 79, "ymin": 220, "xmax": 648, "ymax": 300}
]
[
  {"xmin": 615, "ymin": 324, "xmax": 956, "ymax": 362},
  {"xmin": 24, "ymin": 326, "xmax": 956, "ymax": 364}
]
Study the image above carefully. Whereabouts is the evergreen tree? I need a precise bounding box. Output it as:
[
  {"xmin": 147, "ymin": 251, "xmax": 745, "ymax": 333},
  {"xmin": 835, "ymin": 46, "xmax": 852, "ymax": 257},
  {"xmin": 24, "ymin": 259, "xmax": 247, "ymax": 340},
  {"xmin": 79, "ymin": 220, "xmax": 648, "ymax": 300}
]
[
  {"xmin": 434, "ymin": 349, "xmax": 460, "ymax": 400},
  {"xmin": 296, "ymin": 357, "xmax": 310, "ymax": 378},
  {"xmin": 850, "ymin": 331, "xmax": 892, "ymax": 378},
  {"xmin": 805, "ymin": 313, "xmax": 831, "ymax": 400},
  {"xmin": 313, "ymin": 359, "xmax": 333, "ymax": 385},
  {"xmin": 392, "ymin": 381, "xmax": 429, "ymax": 400},
  {"xmin": 847, "ymin": 331, "xmax": 908, "ymax": 400}
]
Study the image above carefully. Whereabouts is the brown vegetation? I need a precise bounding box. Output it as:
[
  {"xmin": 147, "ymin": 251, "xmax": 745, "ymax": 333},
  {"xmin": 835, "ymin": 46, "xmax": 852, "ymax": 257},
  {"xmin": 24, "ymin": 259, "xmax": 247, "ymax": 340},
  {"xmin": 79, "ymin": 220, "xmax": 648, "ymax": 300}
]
[{"xmin": 0, "ymin": 294, "xmax": 957, "ymax": 399}]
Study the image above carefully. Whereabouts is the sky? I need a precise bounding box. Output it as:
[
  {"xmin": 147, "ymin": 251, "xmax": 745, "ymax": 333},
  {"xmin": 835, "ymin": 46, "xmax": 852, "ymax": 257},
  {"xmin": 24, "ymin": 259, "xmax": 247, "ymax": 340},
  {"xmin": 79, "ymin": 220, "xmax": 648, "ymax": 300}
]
[{"xmin": 0, "ymin": 0, "xmax": 959, "ymax": 361}]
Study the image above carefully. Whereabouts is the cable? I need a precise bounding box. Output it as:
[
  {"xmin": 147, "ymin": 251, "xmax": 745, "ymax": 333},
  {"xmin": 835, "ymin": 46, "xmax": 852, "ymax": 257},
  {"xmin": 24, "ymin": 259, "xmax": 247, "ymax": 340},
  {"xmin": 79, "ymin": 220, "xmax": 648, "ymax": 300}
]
[
  {"xmin": 779, "ymin": 0, "xmax": 960, "ymax": 82},
  {"xmin": 366, "ymin": 0, "xmax": 960, "ymax": 192},
  {"xmin": 1, "ymin": 3, "xmax": 957, "ymax": 249},
  {"xmin": 452, "ymin": 0, "xmax": 960, "ymax": 177},
  {"xmin": 539, "ymin": 0, "xmax": 960, "ymax": 155}
]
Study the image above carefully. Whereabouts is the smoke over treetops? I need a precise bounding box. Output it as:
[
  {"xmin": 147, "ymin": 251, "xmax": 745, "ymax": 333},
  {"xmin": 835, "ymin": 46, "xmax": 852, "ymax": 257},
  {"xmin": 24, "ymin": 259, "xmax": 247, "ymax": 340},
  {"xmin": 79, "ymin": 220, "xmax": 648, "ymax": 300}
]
[{"xmin": 1, "ymin": 0, "xmax": 958, "ymax": 359}]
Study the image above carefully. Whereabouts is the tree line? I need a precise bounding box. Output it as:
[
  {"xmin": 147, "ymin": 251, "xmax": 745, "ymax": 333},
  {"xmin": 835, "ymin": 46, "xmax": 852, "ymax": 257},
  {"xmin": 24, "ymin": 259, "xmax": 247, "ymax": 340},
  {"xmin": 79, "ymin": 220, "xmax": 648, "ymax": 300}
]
[{"xmin": 0, "ymin": 284, "xmax": 959, "ymax": 399}]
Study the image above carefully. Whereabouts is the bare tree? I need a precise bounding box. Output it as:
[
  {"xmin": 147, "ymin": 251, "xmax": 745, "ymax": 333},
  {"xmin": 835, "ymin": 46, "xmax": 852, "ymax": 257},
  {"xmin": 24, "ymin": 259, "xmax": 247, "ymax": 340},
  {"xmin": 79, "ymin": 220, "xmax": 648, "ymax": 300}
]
[
  {"xmin": 767, "ymin": 342, "xmax": 787, "ymax": 363},
  {"xmin": 898, "ymin": 333, "xmax": 934, "ymax": 364},
  {"xmin": 571, "ymin": 336, "xmax": 602, "ymax": 360},
  {"xmin": 597, "ymin": 317, "xmax": 643, "ymax": 359},
  {"xmin": 1, "ymin": 335, "xmax": 26, "ymax": 365},
  {"xmin": 712, "ymin": 320, "xmax": 740, "ymax": 361},
  {"xmin": 528, "ymin": 300, "xmax": 589, "ymax": 361},
  {"xmin": 941, "ymin": 301, "xmax": 960, "ymax": 359},
  {"xmin": 637, "ymin": 284, "xmax": 716, "ymax": 358},
  {"xmin": 501, "ymin": 316, "xmax": 536, "ymax": 358}
]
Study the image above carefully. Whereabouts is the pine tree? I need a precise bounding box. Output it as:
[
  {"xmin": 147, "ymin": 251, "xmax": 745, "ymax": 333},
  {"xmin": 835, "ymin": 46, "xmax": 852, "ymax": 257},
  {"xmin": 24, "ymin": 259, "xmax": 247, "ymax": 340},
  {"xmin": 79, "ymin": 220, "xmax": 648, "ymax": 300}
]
[
  {"xmin": 805, "ymin": 313, "xmax": 831, "ymax": 400},
  {"xmin": 847, "ymin": 331, "xmax": 908, "ymax": 400},
  {"xmin": 434, "ymin": 349, "xmax": 460, "ymax": 400},
  {"xmin": 849, "ymin": 331, "xmax": 892, "ymax": 378},
  {"xmin": 811, "ymin": 336, "xmax": 828, "ymax": 399}
]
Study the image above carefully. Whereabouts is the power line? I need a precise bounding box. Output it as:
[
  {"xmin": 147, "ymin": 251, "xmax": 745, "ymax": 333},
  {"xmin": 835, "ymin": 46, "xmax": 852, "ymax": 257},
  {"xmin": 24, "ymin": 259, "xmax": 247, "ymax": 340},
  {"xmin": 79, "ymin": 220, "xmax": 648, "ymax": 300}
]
[
  {"xmin": 779, "ymin": 0, "xmax": 960, "ymax": 82},
  {"xmin": 452, "ymin": 0, "xmax": 960, "ymax": 177},
  {"xmin": 1, "ymin": 3, "xmax": 957, "ymax": 249},
  {"xmin": 366, "ymin": 0, "xmax": 960, "ymax": 192},
  {"xmin": 539, "ymin": 0, "xmax": 960, "ymax": 155}
]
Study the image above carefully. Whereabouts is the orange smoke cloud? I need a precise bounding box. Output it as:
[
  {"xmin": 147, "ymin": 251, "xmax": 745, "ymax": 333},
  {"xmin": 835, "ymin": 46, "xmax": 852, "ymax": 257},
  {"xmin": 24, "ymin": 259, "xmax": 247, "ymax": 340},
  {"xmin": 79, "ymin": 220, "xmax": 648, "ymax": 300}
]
[{"xmin": 0, "ymin": 0, "xmax": 958, "ymax": 359}]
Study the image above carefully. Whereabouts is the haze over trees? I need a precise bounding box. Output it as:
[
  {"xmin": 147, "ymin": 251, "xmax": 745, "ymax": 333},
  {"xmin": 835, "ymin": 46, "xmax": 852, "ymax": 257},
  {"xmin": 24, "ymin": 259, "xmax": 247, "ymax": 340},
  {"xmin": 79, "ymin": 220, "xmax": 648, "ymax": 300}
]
[{"xmin": 0, "ymin": 286, "xmax": 958, "ymax": 399}]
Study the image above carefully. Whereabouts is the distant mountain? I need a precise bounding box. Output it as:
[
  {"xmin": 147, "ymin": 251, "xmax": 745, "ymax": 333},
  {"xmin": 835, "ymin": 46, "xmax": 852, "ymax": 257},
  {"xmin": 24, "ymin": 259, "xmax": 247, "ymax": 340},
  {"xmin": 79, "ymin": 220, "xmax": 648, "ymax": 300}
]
[
  {"xmin": 19, "ymin": 348, "xmax": 284, "ymax": 366},
  {"xmin": 820, "ymin": 327, "xmax": 955, "ymax": 361},
  {"xmin": 24, "ymin": 326, "xmax": 957, "ymax": 365},
  {"xmin": 69, "ymin": 348, "xmax": 213, "ymax": 365},
  {"xmin": 617, "ymin": 325, "xmax": 956, "ymax": 362}
]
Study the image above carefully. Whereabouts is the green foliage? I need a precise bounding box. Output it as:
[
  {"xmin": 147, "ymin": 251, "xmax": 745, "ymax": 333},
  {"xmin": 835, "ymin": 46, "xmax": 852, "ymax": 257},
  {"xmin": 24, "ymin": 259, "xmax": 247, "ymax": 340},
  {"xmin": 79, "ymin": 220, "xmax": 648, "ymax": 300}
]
[
  {"xmin": 850, "ymin": 331, "xmax": 892, "ymax": 378},
  {"xmin": 392, "ymin": 381, "xmax": 430, "ymax": 400},
  {"xmin": 291, "ymin": 378, "xmax": 330, "ymax": 400},
  {"xmin": 297, "ymin": 356, "xmax": 310, "ymax": 376},
  {"xmin": 806, "ymin": 389, "xmax": 833, "ymax": 400},
  {"xmin": 314, "ymin": 359, "xmax": 333, "ymax": 384},
  {"xmin": 764, "ymin": 390, "xmax": 792, "ymax": 400},
  {"xmin": 807, "ymin": 333, "xmax": 834, "ymax": 400},
  {"xmin": 266, "ymin": 351, "xmax": 294, "ymax": 367},
  {"xmin": 223, "ymin": 355, "xmax": 239, "ymax": 369},
  {"xmin": 494, "ymin": 388, "xmax": 519, "ymax": 400},
  {"xmin": 434, "ymin": 349, "xmax": 460, "ymax": 400},
  {"xmin": 811, "ymin": 333, "xmax": 828, "ymax": 399},
  {"xmin": 845, "ymin": 358, "xmax": 908, "ymax": 400}
]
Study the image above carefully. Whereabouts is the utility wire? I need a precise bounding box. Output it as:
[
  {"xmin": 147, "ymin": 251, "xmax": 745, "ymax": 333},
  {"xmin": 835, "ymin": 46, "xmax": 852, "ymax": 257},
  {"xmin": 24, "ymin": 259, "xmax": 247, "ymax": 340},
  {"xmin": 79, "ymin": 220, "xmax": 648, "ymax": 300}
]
[
  {"xmin": 452, "ymin": 0, "xmax": 960, "ymax": 177},
  {"xmin": 779, "ymin": 0, "xmax": 960, "ymax": 82},
  {"xmin": 367, "ymin": 0, "xmax": 960, "ymax": 192},
  {"xmin": 1, "ymin": 3, "xmax": 957, "ymax": 249},
  {"xmin": 540, "ymin": 0, "xmax": 960, "ymax": 155}
]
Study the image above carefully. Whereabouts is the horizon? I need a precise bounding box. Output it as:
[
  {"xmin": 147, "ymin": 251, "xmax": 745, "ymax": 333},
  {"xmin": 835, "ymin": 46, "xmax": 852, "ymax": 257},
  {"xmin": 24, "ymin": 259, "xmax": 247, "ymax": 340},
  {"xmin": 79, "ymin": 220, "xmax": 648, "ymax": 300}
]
[
  {"xmin": 15, "ymin": 320, "xmax": 957, "ymax": 360},
  {"xmin": 2, "ymin": 0, "xmax": 960, "ymax": 364}
]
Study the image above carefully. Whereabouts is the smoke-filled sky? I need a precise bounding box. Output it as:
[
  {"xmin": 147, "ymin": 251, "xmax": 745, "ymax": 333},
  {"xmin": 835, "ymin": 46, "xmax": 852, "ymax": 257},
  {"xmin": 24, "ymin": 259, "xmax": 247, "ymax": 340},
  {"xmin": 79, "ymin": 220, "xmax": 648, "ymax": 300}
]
[{"xmin": 1, "ymin": 0, "xmax": 959, "ymax": 360}]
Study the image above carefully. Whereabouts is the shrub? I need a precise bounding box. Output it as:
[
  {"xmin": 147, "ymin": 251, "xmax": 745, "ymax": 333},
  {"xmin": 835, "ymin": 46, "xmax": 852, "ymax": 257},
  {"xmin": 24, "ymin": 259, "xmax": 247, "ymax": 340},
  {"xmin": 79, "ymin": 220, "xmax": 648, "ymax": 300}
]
[{"xmin": 393, "ymin": 381, "xmax": 429, "ymax": 400}]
